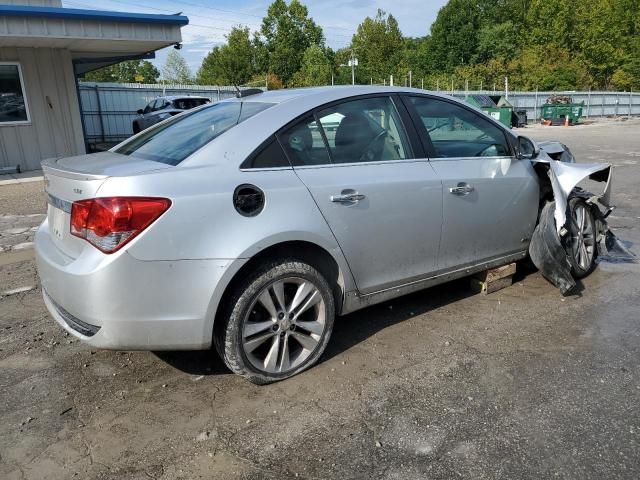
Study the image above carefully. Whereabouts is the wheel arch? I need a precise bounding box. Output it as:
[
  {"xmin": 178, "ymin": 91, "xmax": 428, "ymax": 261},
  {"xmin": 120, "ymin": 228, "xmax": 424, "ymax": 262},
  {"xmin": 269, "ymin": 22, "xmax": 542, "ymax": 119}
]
[{"xmin": 207, "ymin": 238, "xmax": 354, "ymax": 347}]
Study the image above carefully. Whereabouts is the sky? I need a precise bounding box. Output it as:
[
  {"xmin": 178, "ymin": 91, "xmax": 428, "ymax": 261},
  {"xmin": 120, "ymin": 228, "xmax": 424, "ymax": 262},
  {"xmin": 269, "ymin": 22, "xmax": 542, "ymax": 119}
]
[{"xmin": 62, "ymin": 0, "xmax": 447, "ymax": 75}]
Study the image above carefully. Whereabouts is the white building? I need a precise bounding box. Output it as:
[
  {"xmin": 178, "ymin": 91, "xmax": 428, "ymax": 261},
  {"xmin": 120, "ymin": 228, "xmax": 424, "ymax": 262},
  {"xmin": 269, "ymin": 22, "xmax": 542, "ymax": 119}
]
[{"xmin": 0, "ymin": 0, "xmax": 187, "ymax": 171}]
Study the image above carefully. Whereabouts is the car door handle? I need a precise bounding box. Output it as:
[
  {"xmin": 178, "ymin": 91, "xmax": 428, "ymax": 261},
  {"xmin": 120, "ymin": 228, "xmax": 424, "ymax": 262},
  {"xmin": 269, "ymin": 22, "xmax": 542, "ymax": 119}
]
[
  {"xmin": 449, "ymin": 183, "xmax": 475, "ymax": 196},
  {"xmin": 330, "ymin": 192, "xmax": 366, "ymax": 203}
]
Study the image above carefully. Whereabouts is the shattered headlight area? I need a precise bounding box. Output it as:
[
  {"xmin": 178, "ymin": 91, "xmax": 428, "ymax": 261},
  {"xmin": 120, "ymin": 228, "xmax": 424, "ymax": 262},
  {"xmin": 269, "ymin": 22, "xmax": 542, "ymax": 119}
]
[{"xmin": 528, "ymin": 144, "xmax": 635, "ymax": 295}]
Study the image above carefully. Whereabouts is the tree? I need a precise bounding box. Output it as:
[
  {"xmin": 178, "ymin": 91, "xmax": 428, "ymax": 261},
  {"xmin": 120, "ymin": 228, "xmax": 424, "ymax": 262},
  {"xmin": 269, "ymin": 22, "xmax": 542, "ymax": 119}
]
[
  {"xmin": 197, "ymin": 27, "xmax": 255, "ymax": 86},
  {"xmin": 162, "ymin": 51, "xmax": 192, "ymax": 84},
  {"xmin": 427, "ymin": 0, "xmax": 483, "ymax": 71},
  {"xmin": 197, "ymin": 47, "xmax": 224, "ymax": 85},
  {"xmin": 351, "ymin": 9, "xmax": 404, "ymax": 83},
  {"xmin": 401, "ymin": 36, "xmax": 432, "ymax": 80},
  {"xmin": 259, "ymin": 0, "xmax": 324, "ymax": 85},
  {"xmin": 475, "ymin": 21, "xmax": 518, "ymax": 63},
  {"xmin": 83, "ymin": 60, "xmax": 159, "ymax": 83},
  {"xmin": 290, "ymin": 44, "xmax": 331, "ymax": 86},
  {"xmin": 612, "ymin": 38, "xmax": 640, "ymax": 90}
]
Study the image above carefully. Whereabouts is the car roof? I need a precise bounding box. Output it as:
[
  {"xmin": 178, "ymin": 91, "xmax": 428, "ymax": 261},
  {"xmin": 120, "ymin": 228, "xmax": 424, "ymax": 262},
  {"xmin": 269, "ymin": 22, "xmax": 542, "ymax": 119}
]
[
  {"xmin": 159, "ymin": 95, "xmax": 210, "ymax": 101},
  {"xmin": 235, "ymin": 85, "xmax": 456, "ymax": 106}
]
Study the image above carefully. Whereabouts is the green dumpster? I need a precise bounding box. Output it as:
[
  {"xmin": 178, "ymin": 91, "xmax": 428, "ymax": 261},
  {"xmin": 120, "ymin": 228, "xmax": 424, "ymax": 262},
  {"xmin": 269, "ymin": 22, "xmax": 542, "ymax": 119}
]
[
  {"xmin": 541, "ymin": 102, "xmax": 584, "ymax": 125},
  {"xmin": 466, "ymin": 94, "xmax": 513, "ymax": 128}
]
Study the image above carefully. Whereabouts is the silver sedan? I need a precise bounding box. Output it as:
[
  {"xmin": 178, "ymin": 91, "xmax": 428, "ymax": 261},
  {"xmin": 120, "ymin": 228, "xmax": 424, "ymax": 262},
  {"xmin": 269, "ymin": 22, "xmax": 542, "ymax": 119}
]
[{"xmin": 35, "ymin": 86, "xmax": 611, "ymax": 383}]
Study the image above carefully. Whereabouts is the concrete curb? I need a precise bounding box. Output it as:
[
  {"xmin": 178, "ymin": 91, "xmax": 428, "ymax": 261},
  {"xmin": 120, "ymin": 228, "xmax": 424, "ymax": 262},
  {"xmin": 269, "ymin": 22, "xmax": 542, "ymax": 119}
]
[{"xmin": 0, "ymin": 170, "xmax": 44, "ymax": 186}]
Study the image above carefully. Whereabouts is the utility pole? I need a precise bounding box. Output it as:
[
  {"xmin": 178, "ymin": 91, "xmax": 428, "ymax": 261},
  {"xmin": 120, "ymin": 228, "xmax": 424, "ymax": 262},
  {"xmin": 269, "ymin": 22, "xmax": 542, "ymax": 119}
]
[
  {"xmin": 350, "ymin": 49, "xmax": 356, "ymax": 86},
  {"xmin": 390, "ymin": 75, "xmax": 394, "ymax": 86},
  {"xmin": 409, "ymin": 70, "xmax": 412, "ymax": 88},
  {"xmin": 421, "ymin": 78, "xmax": 424, "ymax": 90},
  {"xmin": 505, "ymin": 76, "xmax": 509, "ymax": 99}
]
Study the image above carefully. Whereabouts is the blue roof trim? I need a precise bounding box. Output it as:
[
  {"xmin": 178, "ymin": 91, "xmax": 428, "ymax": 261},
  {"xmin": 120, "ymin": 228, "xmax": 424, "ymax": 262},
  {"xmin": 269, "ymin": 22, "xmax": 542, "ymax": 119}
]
[{"xmin": 0, "ymin": 5, "xmax": 189, "ymax": 26}]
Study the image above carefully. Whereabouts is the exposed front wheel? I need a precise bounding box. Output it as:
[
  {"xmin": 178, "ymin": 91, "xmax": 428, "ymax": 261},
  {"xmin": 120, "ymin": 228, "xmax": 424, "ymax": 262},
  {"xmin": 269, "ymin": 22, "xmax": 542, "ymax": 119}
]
[
  {"xmin": 132, "ymin": 122, "xmax": 141, "ymax": 134},
  {"xmin": 565, "ymin": 197, "xmax": 597, "ymax": 278},
  {"xmin": 215, "ymin": 260, "xmax": 335, "ymax": 384}
]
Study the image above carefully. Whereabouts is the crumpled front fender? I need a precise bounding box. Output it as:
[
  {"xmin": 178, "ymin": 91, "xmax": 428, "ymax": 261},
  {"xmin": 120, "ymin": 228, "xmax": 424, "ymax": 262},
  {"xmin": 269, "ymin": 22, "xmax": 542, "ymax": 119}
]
[
  {"xmin": 532, "ymin": 147, "xmax": 613, "ymax": 232},
  {"xmin": 526, "ymin": 142, "xmax": 624, "ymax": 294}
]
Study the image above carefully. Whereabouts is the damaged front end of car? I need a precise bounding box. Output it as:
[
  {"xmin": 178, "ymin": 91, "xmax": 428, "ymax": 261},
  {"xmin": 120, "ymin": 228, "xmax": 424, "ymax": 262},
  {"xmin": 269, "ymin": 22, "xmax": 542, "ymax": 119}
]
[{"xmin": 519, "ymin": 137, "xmax": 635, "ymax": 295}]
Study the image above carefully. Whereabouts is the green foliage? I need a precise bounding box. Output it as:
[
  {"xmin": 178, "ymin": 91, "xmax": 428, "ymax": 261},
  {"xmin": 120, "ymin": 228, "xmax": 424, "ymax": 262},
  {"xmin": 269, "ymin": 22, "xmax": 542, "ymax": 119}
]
[
  {"xmin": 190, "ymin": 0, "xmax": 638, "ymax": 91},
  {"xmin": 421, "ymin": 0, "xmax": 639, "ymax": 90},
  {"xmin": 259, "ymin": 0, "xmax": 324, "ymax": 85},
  {"xmin": 83, "ymin": 60, "xmax": 159, "ymax": 83},
  {"xmin": 427, "ymin": 0, "xmax": 483, "ymax": 71},
  {"xmin": 197, "ymin": 27, "xmax": 255, "ymax": 86},
  {"xmin": 162, "ymin": 51, "xmax": 193, "ymax": 84},
  {"xmin": 350, "ymin": 9, "xmax": 404, "ymax": 83},
  {"xmin": 290, "ymin": 45, "xmax": 332, "ymax": 87},
  {"xmin": 475, "ymin": 21, "xmax": 518, "ymax": 63},
  {"xmin": 612, "ymin": 38, "xmax": 640, "ymax": 90}
]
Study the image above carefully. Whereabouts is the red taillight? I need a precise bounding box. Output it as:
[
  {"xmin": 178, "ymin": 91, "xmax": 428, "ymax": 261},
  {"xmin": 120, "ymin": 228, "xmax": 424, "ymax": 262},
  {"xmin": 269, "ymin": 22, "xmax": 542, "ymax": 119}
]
[{"xmin": 70, "ymin": 197, "xmax": 171, "ymax": 253}]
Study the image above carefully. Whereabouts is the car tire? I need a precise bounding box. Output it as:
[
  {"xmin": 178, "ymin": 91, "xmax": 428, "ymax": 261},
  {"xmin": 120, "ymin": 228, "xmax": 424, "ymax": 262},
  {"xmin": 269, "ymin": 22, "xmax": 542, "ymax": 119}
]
[
  {"xmin": 214, "ymin": 259, "xmax": 335, "ymax": 384},
  {"xmin": 132, "ymin": 122, "xmax": 141, "ymax": 134},
  {"xmin": 564, "ymin": 197, "xmax": 598, "ymax": 278}
]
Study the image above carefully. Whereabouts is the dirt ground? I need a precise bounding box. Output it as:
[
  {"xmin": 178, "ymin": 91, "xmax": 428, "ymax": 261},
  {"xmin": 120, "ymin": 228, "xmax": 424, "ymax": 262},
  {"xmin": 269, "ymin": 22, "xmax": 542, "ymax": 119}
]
[{"xmin": 1, "ymin": 119, "xmax": 640, "ymax": 480}]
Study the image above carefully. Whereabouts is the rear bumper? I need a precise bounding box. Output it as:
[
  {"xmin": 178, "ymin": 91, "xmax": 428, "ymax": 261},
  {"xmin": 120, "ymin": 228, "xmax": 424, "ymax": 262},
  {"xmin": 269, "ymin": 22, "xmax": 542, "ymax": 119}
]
[{"xmin": 35, "ymin": 220, "xmax": 241, "ymax": 350}]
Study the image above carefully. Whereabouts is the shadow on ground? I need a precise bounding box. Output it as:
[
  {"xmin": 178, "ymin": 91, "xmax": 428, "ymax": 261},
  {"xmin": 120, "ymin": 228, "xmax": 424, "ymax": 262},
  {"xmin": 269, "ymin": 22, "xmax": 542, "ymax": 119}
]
[{"xmin": 158, "ymin": 264, "xmax": 543, "ymax": 376}]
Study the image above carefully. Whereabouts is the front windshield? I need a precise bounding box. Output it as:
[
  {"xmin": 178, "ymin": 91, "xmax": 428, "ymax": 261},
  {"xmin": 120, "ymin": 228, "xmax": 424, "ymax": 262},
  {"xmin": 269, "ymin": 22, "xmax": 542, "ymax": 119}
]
[{"xmin": 116, "ymin": 101, "xmax": 273, "ymax": 165}]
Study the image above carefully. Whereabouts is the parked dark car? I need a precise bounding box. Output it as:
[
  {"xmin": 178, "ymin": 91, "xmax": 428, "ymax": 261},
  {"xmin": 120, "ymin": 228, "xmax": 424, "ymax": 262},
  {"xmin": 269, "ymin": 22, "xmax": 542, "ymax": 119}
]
[{"xmin": 132, "ymin": 96, "xmax": 210, "ymax": 133}]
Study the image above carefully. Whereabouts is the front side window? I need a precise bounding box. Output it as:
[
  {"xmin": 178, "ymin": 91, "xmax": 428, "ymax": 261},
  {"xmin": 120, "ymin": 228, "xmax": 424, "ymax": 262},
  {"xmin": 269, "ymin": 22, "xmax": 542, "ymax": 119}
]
[
  {"xmin": 0, "ymin": 63, "xmax": 29, "ymax": 124},
  {"xmin": 317, "ymin": 96, "xmax": 411, "ymax": 164},
  {"xmin": 408, "ymin": 96, "xmax": 511, "ymax": 158},
  {"xmin": 116, "ymin": 101, "xmax": 273, "ymax": 165}
]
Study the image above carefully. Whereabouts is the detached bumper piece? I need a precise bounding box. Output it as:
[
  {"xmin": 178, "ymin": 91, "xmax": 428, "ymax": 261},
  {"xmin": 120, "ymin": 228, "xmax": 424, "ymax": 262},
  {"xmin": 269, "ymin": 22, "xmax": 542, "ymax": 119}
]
[
  {"xmin": 44, "ymin": 290, "xmax": 100, "ymax": 337},
  {"xmin": 529, "ymin": 201, "xmax": 576, "ymax": 295},
  {"xmin": 529, "ymin": 198, "xmax": 636, "ymax": 295}
]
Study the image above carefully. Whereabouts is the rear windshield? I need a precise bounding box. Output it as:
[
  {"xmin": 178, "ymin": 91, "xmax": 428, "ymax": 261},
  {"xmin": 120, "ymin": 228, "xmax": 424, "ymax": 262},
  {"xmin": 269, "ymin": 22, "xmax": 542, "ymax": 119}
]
[
  {"xmin": 116, "ymin": 101, "xmax": 273, "ymax": 165},
  {"xmin": 173, "ymin": 98, "xmax": 210, "ymax": 110}
]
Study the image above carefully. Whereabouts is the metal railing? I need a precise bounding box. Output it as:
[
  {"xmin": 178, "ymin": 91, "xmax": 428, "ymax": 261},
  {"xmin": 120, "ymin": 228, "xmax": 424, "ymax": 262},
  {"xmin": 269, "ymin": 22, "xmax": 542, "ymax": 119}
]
[
  {"xmin": 78, "ymin": 82, "xmax": 261, "ymax": 148},
  {"xmin": 450, "ymin": 90, "xmax": 640, "ymax": 122},
  {"xmin": 78, "ymin": 83, "xmax": 639, "ymax": 149}
]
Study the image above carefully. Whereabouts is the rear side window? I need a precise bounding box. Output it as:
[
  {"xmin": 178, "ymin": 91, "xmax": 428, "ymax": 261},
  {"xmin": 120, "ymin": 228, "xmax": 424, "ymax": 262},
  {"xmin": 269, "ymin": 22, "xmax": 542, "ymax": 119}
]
[
  {"xmin": 116, "ymin": 101, "xmax": 273, "ymax": 165},
  {"xmin": 242, "ymin": 138, "xmax": 290, "ymax": 169},
  {"xmin": 408, "ymin": 96, "xmax": 510, "ymax": 158},
  {"xmin": 279, "ymin": 116, "xmax": 332, "ymax": 166}
]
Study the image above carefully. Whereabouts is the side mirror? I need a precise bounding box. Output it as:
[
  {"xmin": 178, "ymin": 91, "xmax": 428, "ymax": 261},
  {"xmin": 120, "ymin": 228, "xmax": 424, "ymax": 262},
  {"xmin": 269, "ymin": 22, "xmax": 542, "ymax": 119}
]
[
  {"xmin": 517, "ymin": 136, "xmax": 540, "ymax": 160},
  {"xmin": 136, "ymin": 109, "xmax": 144, "ymax": 115}
]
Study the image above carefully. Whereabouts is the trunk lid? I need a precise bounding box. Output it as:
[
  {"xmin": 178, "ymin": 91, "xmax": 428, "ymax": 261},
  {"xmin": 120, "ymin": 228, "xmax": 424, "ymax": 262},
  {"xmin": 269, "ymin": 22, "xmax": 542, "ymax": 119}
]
[{"xmin": 43, "ymin": 152, "xmax": 171, "ymax": 258}]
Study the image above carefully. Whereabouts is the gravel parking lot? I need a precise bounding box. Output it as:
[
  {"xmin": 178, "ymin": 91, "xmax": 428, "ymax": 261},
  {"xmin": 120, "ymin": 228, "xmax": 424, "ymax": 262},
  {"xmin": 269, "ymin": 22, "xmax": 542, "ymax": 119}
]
[{"xmin": 1, "ymin": 119, "xmax": 640, "ymax": 480}]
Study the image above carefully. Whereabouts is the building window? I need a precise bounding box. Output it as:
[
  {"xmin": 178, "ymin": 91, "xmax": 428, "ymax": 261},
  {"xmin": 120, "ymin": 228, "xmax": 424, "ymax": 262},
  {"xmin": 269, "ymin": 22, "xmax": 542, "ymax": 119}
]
[{"xmin": 0, "ymin": 63, "xmax": 30, "ymax": 124}]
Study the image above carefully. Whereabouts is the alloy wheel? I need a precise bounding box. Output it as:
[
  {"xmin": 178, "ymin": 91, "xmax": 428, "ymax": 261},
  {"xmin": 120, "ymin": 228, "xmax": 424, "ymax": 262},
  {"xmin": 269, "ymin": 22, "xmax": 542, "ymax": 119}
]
[
  {"xmin": 241, "ymin": 277, "xmax": 327, "ymax": 374},
  {"xmin": 571, "ymin": 203, "xmax": 595, "ymax": 270}
]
